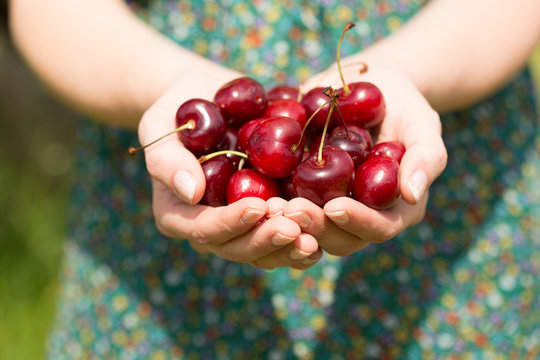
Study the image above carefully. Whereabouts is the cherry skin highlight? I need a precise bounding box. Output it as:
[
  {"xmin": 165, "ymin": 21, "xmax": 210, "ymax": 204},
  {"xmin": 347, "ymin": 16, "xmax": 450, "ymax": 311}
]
[
  {"xmin": 293, "ymin": 146, "xmax": 355, "ymax": 207},
  {"xmin": 214, "ymin": 77, "xmax": 268, "ymax": 129},
  {"xmin": 201, "ymin": 156, "xmax": 236, "ymax": 207},
  {"xmin": 369, "ymin": 141, "xmax": 406, "ymax": 164},
  {"xmin": 246, "ymin": 116, "xmax": 305, "ymax": 179},
  {"xmin": 353, "ymin": 155, "xmax": 400, "ymax": 210},
  {"xmin": 337, "ymin": 82, "xmax": 386, "ymax": 129},
  {"xmin": 175, "ymin": 98, "xmax": 226, "ymax": 156},
  {"xmin": 227, "ymin": 168, "xmax": 281, "ymax": 204}
]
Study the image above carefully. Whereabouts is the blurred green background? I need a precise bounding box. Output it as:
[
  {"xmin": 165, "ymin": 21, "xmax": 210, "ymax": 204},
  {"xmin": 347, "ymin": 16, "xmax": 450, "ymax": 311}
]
[{"xmin": 1, "ymin": 6, "xmax": 540, "ymax": 359}]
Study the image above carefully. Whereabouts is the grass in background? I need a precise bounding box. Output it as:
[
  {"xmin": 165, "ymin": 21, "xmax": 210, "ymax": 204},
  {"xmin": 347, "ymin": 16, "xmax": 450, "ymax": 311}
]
[{"xmin": 0, "ymin": 25, "xmax": 540, "ymax": 360}]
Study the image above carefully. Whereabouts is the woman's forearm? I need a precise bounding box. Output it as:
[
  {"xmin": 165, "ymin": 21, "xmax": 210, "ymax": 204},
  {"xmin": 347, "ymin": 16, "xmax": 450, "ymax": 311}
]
[
  {"xmin": 9, "ymin": 0, "xmax": 238, "ymax": 129},
  {"xmin": 361, "ymin": 0, "xmax": 540, "ymax": 113}
]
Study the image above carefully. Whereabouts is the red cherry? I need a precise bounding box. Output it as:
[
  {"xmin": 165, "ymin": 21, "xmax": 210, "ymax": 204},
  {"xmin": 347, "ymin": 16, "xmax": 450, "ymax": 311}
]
[
  {"xmin": 353, "ymin": 155, "xmax": 400, "ymax": 210},
  {"xmin": 293, "ymin": 146, "xmax": 355, "ymax": 207},
  {"xmin": 227, "ymin": 169, "xmax": 280, "ymax": 204},
  {"xmin": 236, "ymin": 118, "xmax": 265, "ymax": 153},
  {"xmin": 263, "ymin": 99, "xmax": 307, "ymax": 128},
  {"xmin": 246, "ymin": 116, "xmax": 305, "ymax": 179},
  {"xmin": 370, "ymin": 141, "xmax": 406, "ymax": 164},
  {"xmin": 327, "ymin": 125, "xmax": 372, "ymax": 168},
  {"xmin": 214, "ymin": 77, "xmax": 268, "ymax": 129},
  {"xmin": 300, "ymin": 87, "xmax": 338, "ymax": 133},
  {"xmin": 175, "ymin": 98, "xmax": 226, "ymax": 156},
  {"xmin": 267, "ymin": 85, "xmax": 300, "ymax": 102},
  {"xmin": 201, "ymin": 156, "xmax": 235, "ymax": 207},
  {"xmin": 337, "ymin": 82, "xmax": 386, "ymax": 129}
]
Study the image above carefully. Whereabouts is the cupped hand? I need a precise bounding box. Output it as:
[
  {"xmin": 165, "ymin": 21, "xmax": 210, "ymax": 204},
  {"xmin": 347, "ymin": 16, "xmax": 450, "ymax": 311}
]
[
  {"xmin": 138, "ymin": 70, "xmax": 321, "ymax": 270},
  {"xmin": 289, "ymin": 60, "xmax": 447, "ymax": 255}
]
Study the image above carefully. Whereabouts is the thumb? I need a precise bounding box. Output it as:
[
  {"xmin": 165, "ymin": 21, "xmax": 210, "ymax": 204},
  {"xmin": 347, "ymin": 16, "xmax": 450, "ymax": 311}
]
[
  {"xmin": 399, "ymin": 132, "xmax": 447, "ymax": 205},
  {"xmin": 138, "ymin": 108, "xmax": 206, "ymax": 205}
]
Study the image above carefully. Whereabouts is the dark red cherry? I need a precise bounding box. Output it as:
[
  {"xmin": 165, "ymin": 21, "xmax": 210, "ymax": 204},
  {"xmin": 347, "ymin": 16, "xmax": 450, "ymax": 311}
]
[
  {"xmin": 279, "ymin": 176, "xmax": 297, "ymax": 200},
  {"xmin": 300, "ymin": 87, "xmax": 338, "ymax": 133},
  {"xmin": 216, "ymin": 128, "xmax": 242, "ymax": 166},
  {"xmin": 246, "ymin": 116, "xmax": 305, "ymax": 179},
  {"xmin": 353, "ymin": 155, "xmax": 400, "ymax": 210},
  {"xmin": 200, "ymin": 156, "xmax": 236, "ymax": 207},
  {"xmin": 293, "ymin": 146, "xmax": 355, "ymax": 207},
  {"xmin": 214, "ymin": 77, "xmax": 268, "ymax": 129},
  {"xmin": 307, "ymin": 132, "xmax": 329, "ymax": 156},
  {"xmin": 236, "ymin": 118, "xmax": 264, "ymax": 153},
  {"xmin": 263, "ymin": 99, "xmax": 307, "ymax": 128},
  {"xmin": 267, "ymin": 85, "xmax": 300, "ymax": 102},
  {"xmin": 337, "ymin": 82, "xmax": 385, "ymax": 128},
  {"xmin": 227, "ymin": 168, "xmax": 280, "ymax": 204},
  {"xmin": 175, "ymin": 98, "xmax": 226, "ymax": 156},
  {"xmin": 327, "ymin": 125, "xmax": 372, "ymax": 168},
  {"xmin": 369, "ymin": 141, "xmax": 406, "ymax": 164}
]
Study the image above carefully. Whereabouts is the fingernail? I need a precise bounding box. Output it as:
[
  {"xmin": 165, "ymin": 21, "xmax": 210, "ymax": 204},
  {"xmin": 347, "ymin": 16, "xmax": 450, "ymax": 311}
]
[
  {"xmin": 173, "ymin": 170, "xmax": 196, "ymax": 203},
  {"xmin": 408, "ymin": 170, "xmax": 427, "ymax": 203},
  {"xmin": 289, "ymin": 248, "xmax": 312, "ymax": 260},
  {"xmin": 241, "ymin": 208, "xmax": 265, "ymax": 225},
  {"xmin": 272, "ymin": 233, "xmax": 296, "ymax": 246},
  {"xmin": 325, "ymin": 210, "xmax": 349, "ymax": 225},
  {"xmin": 267, "ymin": 209, "xmax": 283, "ymax": 218},
  {"xmin": 285, "ymin": 211, "xmax": 312, "ymax": 229},
  {"xmin": 302, "ymin": 252, "xmax": 321, "ymax": 265}
]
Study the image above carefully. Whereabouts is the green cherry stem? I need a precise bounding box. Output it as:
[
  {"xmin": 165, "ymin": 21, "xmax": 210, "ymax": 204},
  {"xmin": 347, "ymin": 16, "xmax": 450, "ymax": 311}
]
[
  {"xmin": 198, "ymin": 150, "xmax": 248, "ymax": 164},
  {"xmin": 317, "ymin": 100, "xmax": 336, "ymax": 165},
  {"xmin": 336, "ymin": 22, "xmax": 356, "ymax": 96},
  {"xmin": 128, "ymin": 119, "xmax": 196, "ymax": 156},
  {"xmin": 291, "ymin": 97, "xmax": 333, "ymax": 152}
]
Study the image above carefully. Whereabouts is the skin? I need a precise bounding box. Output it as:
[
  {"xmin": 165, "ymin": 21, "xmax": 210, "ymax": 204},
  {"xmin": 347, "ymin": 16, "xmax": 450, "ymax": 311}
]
[{"xmin": 10, "ymin": 0, "xmax": 540, "ymax": 268}]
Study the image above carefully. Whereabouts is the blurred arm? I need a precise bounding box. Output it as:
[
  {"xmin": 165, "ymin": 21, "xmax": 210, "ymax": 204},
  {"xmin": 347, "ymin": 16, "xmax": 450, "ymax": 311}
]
[
  {"xmin": 361, "ymin": 0, "xmax": 540, "ymax": 112},
  {"xmin": 9, "ymin": 0, "xmax": 237, "ymax": 129}
]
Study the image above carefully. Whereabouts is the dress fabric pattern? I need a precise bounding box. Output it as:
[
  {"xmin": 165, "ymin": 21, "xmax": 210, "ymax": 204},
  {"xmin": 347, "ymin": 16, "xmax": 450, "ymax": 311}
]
[{"xmin": 47, "ymin": 0, "xmax": 540, "ymax": 359}]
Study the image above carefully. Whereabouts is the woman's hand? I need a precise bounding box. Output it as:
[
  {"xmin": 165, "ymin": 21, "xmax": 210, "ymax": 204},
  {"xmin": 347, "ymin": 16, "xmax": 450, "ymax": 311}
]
[
  {"xmin": 138, "ymin": 71, "xmax": 322, "ymax": 270},
  {"xmin": 288, "ymin": 61, "xmax": 447, "ymax": 256}
]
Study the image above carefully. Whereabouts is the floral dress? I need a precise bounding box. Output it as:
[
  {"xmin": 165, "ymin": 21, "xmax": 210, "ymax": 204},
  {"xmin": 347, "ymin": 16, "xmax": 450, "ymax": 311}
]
[{"xmin": 47, "ymin": 1, "xmax": 540, "ymax": 359}]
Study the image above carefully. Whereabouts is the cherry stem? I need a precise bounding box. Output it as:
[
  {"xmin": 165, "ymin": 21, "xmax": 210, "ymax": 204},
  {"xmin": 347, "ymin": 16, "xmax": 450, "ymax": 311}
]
[
  {"xmin": 292, "ymin": 97, "xmax": 333, "ymax": 152},
  {"xmin": 317, "ymin": 101, "xmax": 335, "ymax": 164},
  {"xmin": 128, "ymin": 119, "xmax": 196, "ymax": 156},
  {"xmin": 336, "ymin": 22, "xmax": 356, "ymax": 96},
  {"xmin": 198, "ymin": 150, "xmax": 248, "ymax": 164}
]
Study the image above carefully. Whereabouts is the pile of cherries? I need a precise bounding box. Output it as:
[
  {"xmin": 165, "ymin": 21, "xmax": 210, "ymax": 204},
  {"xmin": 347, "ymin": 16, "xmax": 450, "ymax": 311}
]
[{"xmin": 130, "ymin": 23, "xmax": 405, "ymax": 211}]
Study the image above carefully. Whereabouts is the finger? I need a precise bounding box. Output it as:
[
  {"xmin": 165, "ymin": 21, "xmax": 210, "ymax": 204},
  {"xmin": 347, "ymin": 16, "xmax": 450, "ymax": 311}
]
[
  {"xmin": 398, "ymin": 109, "xmax": 447, "ymax": 205},
  {"xmin": 214, "ymin": 215, "xmax": 302, "ymax": 263},
  {"xmin": 283, "ymin": 197, "xmax": 369, "ymax": 256},
  {"xmin": 324, "ymin": 195, "xmax": 428, "ymax": 244},
  {"xmin": 153, "ymin": 180, "xmax": 268, "ymax": 243},
  {"xmin": 266, "ymin": 197, "xmax": 288, "ymax": 218},
  {"xmin": 251, "ymin": 233, "xmax": 322, "ymax": 270},
  {"xmin": 139, "ymin": 104, "xmax": 206, "ymax": 205}
]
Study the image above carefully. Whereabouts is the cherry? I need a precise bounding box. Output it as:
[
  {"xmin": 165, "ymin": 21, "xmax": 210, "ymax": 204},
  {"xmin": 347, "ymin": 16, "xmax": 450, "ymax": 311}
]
[
  {"xmin": 236, "ymin": 118, "xmax": 265, "ymax": 153},
  {"xmin": 279, "ymin": 176, "xmax": 297, "ymax": 200},
  {"xmin": 293, "ymin": 145, "xmax": 355, "ymax": 207},
  {"xmin": 300, "ymin": 87, "xmax": 338, "ymax": 132},
  {"xmin": 175, "ymin": 98, "xmax": 227, "ymax": 156},
  {"xmin": 267, "ymin": 85, "xmax": 300, "ymax": 102},
  {"xmin": 227, "ymin": 168, "xmax": 280, "ymax": 204},
  {"xmin": 353, "ymin": 155, "xmax": 400, "ymax": 210},
  {"xmin": 337, "ymin": 82, "xmax": 386, "ymax": 128},
  {"xmin": 200, "ymin": 156, "xmax": 236, "ymax": 207},
  {"xmin": 246, "ymin": 116, "xmax": 305, "ymax": 179},
  {"xmin": 327, "ymin": 125, "xmax": 372, "ymax": 168},
  {"xmin": 369, "ymin": 141, "xmax": 406, "ymax": 164},
  {"xmin": 214, "ymin": 77, "xmax": 268, "ymax": 129},
  {"xmin": 333, "ymin": 22, "xmax": 385, "ymax": 129},
  {"xmin": 263, "ymin": 99, "xmax": 307, "ymax": 128}
]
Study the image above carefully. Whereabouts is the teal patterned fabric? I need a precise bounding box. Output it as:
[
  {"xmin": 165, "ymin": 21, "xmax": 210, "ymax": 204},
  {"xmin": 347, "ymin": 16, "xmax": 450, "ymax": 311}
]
[{"xmin": 47, "ymin": 1, "xmax": 540, "ymax": 359}]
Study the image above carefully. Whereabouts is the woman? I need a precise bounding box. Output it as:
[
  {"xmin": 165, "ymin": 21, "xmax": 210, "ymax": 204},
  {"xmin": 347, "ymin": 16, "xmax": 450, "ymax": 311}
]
[{"xmin": 10, "ymin": 0, "xmax": 540, "ymax": 358}]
